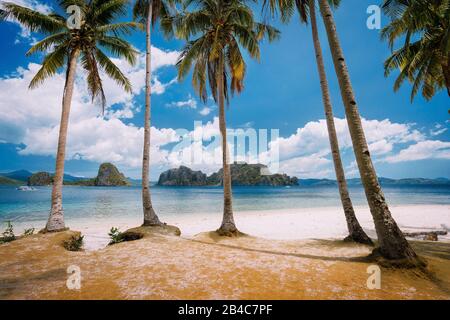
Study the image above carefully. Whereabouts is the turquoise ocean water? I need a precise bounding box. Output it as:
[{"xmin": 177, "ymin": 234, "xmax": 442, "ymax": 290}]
[{"xmin": 1, "ymin": 185, "xmax": 449, "ymax": 228}]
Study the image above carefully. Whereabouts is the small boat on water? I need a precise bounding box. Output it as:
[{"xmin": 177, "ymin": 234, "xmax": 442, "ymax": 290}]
[{"xmin": 16, "ymin": 186, "xmax": 36, "ymax": 191}]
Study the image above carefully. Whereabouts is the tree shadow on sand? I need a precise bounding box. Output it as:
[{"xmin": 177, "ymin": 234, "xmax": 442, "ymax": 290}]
[
  {"xmin": 0, "ymin": 267, "xmax": 67, "ymax": 299},
  {"xmin": 189, "ymin": 234, "xmax": 374, "ymax": 264},
  {"xmin": 189, "ymin": 233, "xmax": 450, "ymax": 296}
]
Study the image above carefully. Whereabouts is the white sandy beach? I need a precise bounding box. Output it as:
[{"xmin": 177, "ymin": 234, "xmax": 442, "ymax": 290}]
[
  {"xmin": 2, "ymin": 205, "xmax": 450, "ymax": 300},
  {"xmin": 59, "ymin": 204, "xmax": 450, "ymax": 250}
]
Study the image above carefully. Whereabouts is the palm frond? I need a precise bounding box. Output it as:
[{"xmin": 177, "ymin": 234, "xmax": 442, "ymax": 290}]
[
  {"xmin": 1, "ymin": 2, "xmax": 66, "ymax": 33},
  {"xmin": 29, "ymin": 44, "xmax": 68, "ymax": 89}
]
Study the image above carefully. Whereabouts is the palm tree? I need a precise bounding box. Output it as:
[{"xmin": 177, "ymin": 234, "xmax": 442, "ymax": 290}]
[
  {"xmin": 262, "ymin": 0, "xmax": 372, "ymax": 244},
  {"xmin": 175, "ymin": 0, "xmax": 279, "ymax": 236},
  {"xmin": 1, "ymin": 0, "xmax": 138, "ymax": 232},
  {"xmin": 316, "ymin": 0, "xmax": 419, "ymax": 262},
  {"xmin": 133, "ymin": 0, "xmax": 178, "ymax": 226},
  {"xmin": 382, "ymin": 0, "xmax": 450, "ymax": 101}
]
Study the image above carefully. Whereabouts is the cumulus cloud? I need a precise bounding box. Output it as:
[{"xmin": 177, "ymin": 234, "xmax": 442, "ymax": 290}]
[
  {"xmin": 1, "ymin": 0, "xmax": 52, "ymax": 43},
  {"xmin": 1, "ymin": 55, "xmax": 448, "ymax": 179},
  {"xmin": 384, "ymin": 140, "xmax": 450, "ymax": 163},
  {"xmin": 166, "ymin": 94, "xmax": 197, "ymax": 109},
  {"xmin": 0, "ymin": 45, "xmax": 181, "ymax": 169},
  {"xmin": 430, "ymin": 123, "xmax": 448, "ymax": 137},
  {"xmin": 270, "ymin": 117, "xmax": 424, "ymax": 161},
  {"xmin": 199, "ymin": 107, "xmax": 212, "ymax": 116}
]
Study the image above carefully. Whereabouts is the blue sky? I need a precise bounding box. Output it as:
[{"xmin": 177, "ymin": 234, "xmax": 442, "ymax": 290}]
[{"xmin": 0, "ymin": 0, "xmax": 449, "ymax": 180}]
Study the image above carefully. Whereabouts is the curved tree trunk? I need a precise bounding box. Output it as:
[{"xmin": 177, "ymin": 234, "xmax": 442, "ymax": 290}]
[
  {"xmin": 142, "ymin": 2, "xmax": 162, "ymax": 226},
  {"xmin": 45, "ymin": 49, "xmax": 80, "ymax": 232},
  {"xmin": 308, "ymin": 0, "xmax": 372, "ymax": 245},
  {"xmin": 442, "ymin": 55, "xmax": 450, "ymax": 97},
  {"xmin": 318, "ymin": 0, "xmax": 418, "ymax": 262},
  {"xmin": 217, "ymin": 55, "xmax": 238, "ymax": 236}
]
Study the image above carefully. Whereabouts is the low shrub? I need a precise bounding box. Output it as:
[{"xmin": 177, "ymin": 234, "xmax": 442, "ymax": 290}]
[
  {"xmin": 63, "ymin": 234, "xmax": 84, "ymax": 251},
  {"xmin": 23, "ymin": 228, "xmax": 35, "ymax": 237},
  {"xmin": 0, "ymin": 221, "xmax": 16, "ymax": 243},
  {"xmin": 108, "ymin": 227, "xmax": 124, "ymax": 245}
]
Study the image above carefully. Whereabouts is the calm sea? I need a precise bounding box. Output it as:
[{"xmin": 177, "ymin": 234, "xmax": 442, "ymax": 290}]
[{"xmin": 1, "ymin": 184, "xmax": 449, "ymax": 228}]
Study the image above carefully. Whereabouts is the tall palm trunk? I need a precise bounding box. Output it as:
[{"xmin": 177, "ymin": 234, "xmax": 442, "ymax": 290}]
[
  {"xmin": 142, "ymin": 3, "xmax": 162, "ymax": 226},
  {"xmin": 443, "ymin": 55, "xmax": 450, "ymax": 96},
  {"xmin": 318, "ymin": 0, "xmax": 418, "ymax": 261},
  {"xmin": 46, "ymin": 48, "xmax": 80, "ymax": 232},
  {"xmin": 308, "ymin": 0, "xmax": 372, "ymax": 245},
  {"xmin": 217, "ymin": 55, "xmax": 238, "ymax": 236}
]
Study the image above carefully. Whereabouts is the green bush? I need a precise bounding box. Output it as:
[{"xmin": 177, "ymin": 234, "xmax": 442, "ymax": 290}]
[
  {"xmin": 63, "ymin": 234, "xmax": 84, "ymax": 251},
  {"xmin": 108, "ymin": 227, "xmax": 124, "ymax": 245},
  {"xmin": 23, "ymin": 228, "xmax": 35, "ymax": 237},
  {"xmin": 1, "ymin": 221, "xmax": 16, "ymax": 243}
]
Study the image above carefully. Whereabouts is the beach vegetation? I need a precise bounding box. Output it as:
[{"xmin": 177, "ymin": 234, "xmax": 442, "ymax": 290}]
[
  {"xmin": 174, "ymin": 0, "xmax": 279, "ymax": 236},
  {"xmin": 260, "ymin": 0, "xmax": 419, "ymax": 263},
  {"xmin": 108, "ymin": 227, "xmax": 125, "ymax": 245},
  {"xmin": 23, "ymin": 228, "xmax": 35, "ymax": 237},
  {"xmin": 382, "ymin": 0, "xmax": 450, "ymax": 101},
  {"xmin": 108, "ymin": 227, "xmax": 144, "ymax": 245},
  {"xmin": 0, "ymin": 221, "xmax": 16, "ymax": 243},
  {"xmin": 133, "ymin": 0, "xmax": 180, "ymax": 227},
  {"xmin": 316, "ymin": 0, "xmax": 419, "ymax": 263},
  {"xmin": 261, "ymin": 0, "xmax": 372, "ymax": 245},
  {"xmin": 0, "ymin": 0, "xmax": 139, "ymax": 233},
  {"xmin": 63, "ymin": 234, "xmax": 84, "ymax": 251}
]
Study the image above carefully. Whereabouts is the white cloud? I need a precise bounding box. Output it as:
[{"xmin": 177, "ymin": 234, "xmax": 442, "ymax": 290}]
[
  {"xmin": 1, "ymin": 0, "xmax": 52, "ymax": 43},
  {"xmin": 430, "ymin": 123, "xmax": 448, "ymax": 136},
  {"xmin": 0, "ymin": 45, "xmax": 181, "ymax": 169},
  {"xmin": 270, "ymin": 117, "xmax": 424, "ymax": 163},
  {"xmin": 1, "ymin": 56, "xmax": 448, "ymax": 179},
  {"xmin": 199, "ymin": 107, "xmax": 212, "ymax": 116},
  {"xmin": 166, "ymin": 94, "xmax": 197, "ymax": 109},
  {"xmin": 384, "ymin": 140, "xmax": 450, "ymax": 163},
  {"xmin": 278, "ymin": 153, "xmax": 332, "ymax": 178},
  {"xmin": 368, "ymin": 139, "xmax": 393, "ymax": 156}
]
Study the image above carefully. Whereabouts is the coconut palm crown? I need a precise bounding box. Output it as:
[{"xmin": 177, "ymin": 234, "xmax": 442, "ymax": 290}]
[
  {"xmin": 174, "ymin": 0, "xmax": 279, "ymax": 235},
  {"xmin": 0, "ymin": 0, "xmax": 139, "ymax": 231},
  {"xmin": 382, "ymin": 0, "xmax": 450, "ymax": 101},
  {"xmin": 1, "ymin": 0, "xmax": 139, "ymax": 109},
  {"xmin": 176, "ymin": 0, "xmax": 280, "ymax": 104}
]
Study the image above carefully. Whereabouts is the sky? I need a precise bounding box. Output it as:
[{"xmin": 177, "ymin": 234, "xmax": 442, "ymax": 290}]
[{"xmin": 0, "ymin": 0, "xmax": 449, "ymax": 180}]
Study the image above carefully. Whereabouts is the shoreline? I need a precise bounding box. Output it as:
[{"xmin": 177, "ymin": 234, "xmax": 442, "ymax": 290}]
[{"xmin": 8, "ymin": 204, "xmax": 449, "ymax": 251}]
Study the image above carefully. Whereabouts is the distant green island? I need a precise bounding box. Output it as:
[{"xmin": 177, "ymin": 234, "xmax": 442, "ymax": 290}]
[
  {"xmin": 157, "ymin": 163, "xmax": 299, "ymax": 186},
  {"xmin": 1, "ymin": 162, "xmax": 449, "ymax": 187},
  {"xmin": 0, "ymin": 163, "xmax": 130, "ymax": 187}
]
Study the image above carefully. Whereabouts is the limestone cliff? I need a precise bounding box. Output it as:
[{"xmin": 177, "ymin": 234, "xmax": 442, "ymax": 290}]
[
  {"xmin": 158, "ymin": 163, "xmax": 298, "ymax": 187},
  {"xmin": 94, "ymin": 163, "xmax": 130, "ymax": 186},
  {"xmin": 27, "ymin": 172, "xmax": 53, "ymax": 186},
  {"xmin": 157, "ymin": 166, "xmax": 208, "ymax": 186}
]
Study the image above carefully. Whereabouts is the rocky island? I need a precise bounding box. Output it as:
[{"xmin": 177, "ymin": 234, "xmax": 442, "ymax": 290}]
[
  {"xmin": 70, "ymin": 163, "xmax": 130, "ymax": 186},
  {"xmin": 21, "ymin": 163, "xmax": 130, "ymax": 187},
  {"xmin": 157, "ymin": 166, "xmax": 208, "ymax": 186},
  {"xmin": 157, "ymin": 163, "xmax": 299, "ymax": 187},
  {"xmin": 27, "ymin": 172, "xmax": 53, "ymax": 186}
]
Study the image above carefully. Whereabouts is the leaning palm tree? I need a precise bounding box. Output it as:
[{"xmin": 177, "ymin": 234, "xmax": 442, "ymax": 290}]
[
  {"xmin": 316, "ymin": 0, "xmax": 419, "ymax": 262},
  {"xmin": 262, "ymin": 0, "xmax": 372, "ymax": 245},
  {"xmin": 382, "ymin": 0, "xmax": 450, "ymax": 101},
  {"xmin": 175, "ymin": 0, "xmax": 279, "ymax": 236},
  {"xmin": 1, "ymin": 0, "xmax": 138, "ymax": 232},
  {"xmin": 133, "ymin": 0, "xmax": 179, "ymax": 226}
]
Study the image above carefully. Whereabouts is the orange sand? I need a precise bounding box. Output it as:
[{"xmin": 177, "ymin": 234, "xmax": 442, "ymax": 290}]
[{"xmin": 0, "ymin": 230, "xmax": 449, "ymax": 300}]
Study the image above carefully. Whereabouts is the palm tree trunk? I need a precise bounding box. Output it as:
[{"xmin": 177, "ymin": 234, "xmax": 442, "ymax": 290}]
[
  {"xmin": 142, "ymin": 2, "xmax": 161, "ymax": 226},
  {"xmin": 318, "ymin": 0, "xmax": 418, "ymax": 262},
  {"xmin": 308, "ymin": 0, "xmax": 372, "ymax": 245},
  {"xmin": 45, "ymin": 48, "xmax": 80, "ymax": 232},
  {"xmin": 442, "ymin": 55, "xmax": 450, "ymax": 97},
  {"xmin": 217, "ymin": 55, "xmax": 238, "ymax": 236}
]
